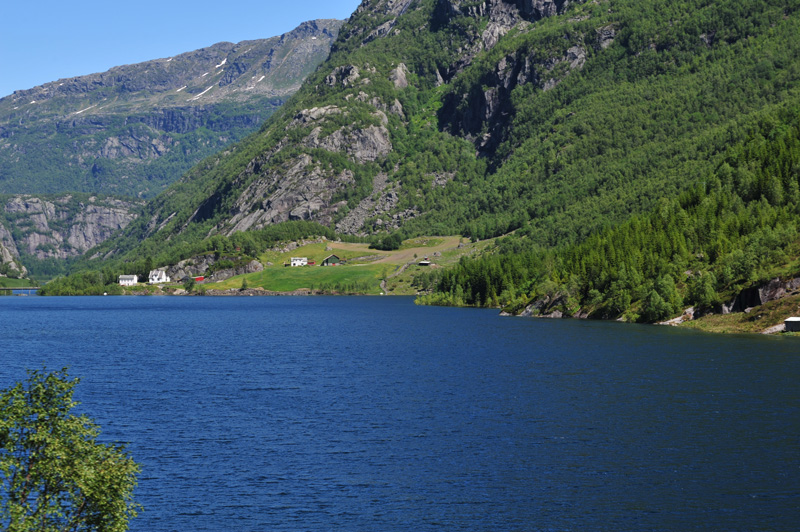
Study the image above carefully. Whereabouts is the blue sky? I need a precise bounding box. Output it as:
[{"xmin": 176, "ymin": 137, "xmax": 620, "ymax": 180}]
[{"xmin": 0, "ymin": 0, "xmax": 362, "ymax": 98}]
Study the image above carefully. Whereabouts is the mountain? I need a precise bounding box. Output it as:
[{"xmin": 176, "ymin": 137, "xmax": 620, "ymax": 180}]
[
  {"xmin": 81, "ymin": 0, "xmax": 592, "ymax": 257},
  {"xmin": 86, "ymin": 0, "xmax": 799, "ymax": 254},
  {"xmin": 0, "ymin": 194, "xmax": 144, "ymax": 279},
  {"xmin": 48, "ymin": 0, "xmax": 800, "ymax": 327},
  {"xmin": 0, "ymin": 19, "xmax": 343, "ymax": 198}
]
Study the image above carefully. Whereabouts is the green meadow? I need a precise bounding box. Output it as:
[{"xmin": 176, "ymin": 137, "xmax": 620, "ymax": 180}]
[
  {"xmin": 257, "ymin": 242, "xmax": 388, "ymax": 267},
  {"xmin": 213, "ymin": 242, "xmax": 389, "ymax": 294},
  {"xmin": 0, "ymin": 277, "xmax": 38, "ymax": 289},
  {"xmin": 216, "ymin": 262, "xmax": 387, "ymax": 294},
  {"xmin": 209, "ymin": 237, "xmax": 469, "ymax": 294}
]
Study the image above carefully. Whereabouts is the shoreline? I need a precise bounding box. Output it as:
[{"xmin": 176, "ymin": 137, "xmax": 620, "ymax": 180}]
[
  {"xmin": 31, "ymin": 283, "xmax": 800, "ymax": 337},
  {"xmin": 117, "ymin": 286, "xmax": 381, "ymax": 297}
]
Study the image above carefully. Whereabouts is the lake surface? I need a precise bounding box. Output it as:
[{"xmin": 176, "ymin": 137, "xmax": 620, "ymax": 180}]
[{"xmin": 1, "ymin": 296, "xmax": 799, "ymax": 531}]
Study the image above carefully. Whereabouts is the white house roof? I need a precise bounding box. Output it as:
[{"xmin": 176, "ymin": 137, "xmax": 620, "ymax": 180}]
[{"xmin": 784, "ymin": 317, "xmax": 800, "ymax": 322}]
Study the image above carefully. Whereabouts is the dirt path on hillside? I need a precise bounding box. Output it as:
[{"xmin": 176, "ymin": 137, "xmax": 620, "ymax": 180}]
[
  {"xmin": 326, "ymin": 236, "xmax": 463, "ymax": 265},
  {"xmin": 377, "ymin": 236, "xmax": 463, "ymax": 293},
  {"xmin": 371, "ymin": 236, "xmax": 463, "ymax": 264},
  {"xmin": 380, "ymin": 260, "xmax": 413, "ymax": 293}
]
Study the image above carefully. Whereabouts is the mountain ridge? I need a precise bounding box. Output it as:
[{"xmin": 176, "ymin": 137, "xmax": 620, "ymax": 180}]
[
  {"xmin": 89, "ymin": 0, "xmax": 588, "ymax": 255},
  {"xmin": 0, "ymin": 19, "xmax": 343, "ymax": 198}
]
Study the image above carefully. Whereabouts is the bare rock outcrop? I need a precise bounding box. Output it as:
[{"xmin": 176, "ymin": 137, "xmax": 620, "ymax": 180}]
[
  {"xmin": 0, "ymin": 241, "xmax": 27, "ymax": 278},
  {"xmin": 304, "ymin": 124, "xmax": 392, "ymax": 162},
  {"xmin": 347, "ymin": 91, "xmax": 405, "ymax": 119},
  {"xmin": 166, "ymin": 255, "xmax": 263, "ymax": 282},
  {"xmin": 341, "ymin": 0, "xmax": 414, "ymax": 47},
  {"xmin": 596, "ymin": 24, "xmax": 617, "ymax": 49},
  {"xmin": 0, "ymin": 223, "xmax": 21, "ymax": 257},
  {"xmin": 519, "ymin": 293, "xmax": 570, "ymax": 317},
  {"xmin": 325, "ymin": 65, "xmax": 361, "ymax": 87},
  {"xmin": 434, "ymin": 0, "xmax": 588, "ymax": 80},
  {"xmin": 659, "ymin": 307, "xmax": 695, "ymax": 326},
  {"xmin": 289, "ymin": 105, "xmax": 342, "ymax": 128},
  {"xmin": 660, "ymin": 277, "xmax": 800, "ymax": 327},
  {"xmin": 336, "ymin": 173, "xmax": 390, "ymax": 234},
  {"xmin": 223, "ymin": 154, "xmax": 357, "ymax": 234},
  {"xmin": 722, "ymin": 277, "xmax": 800, "ymax": 314},
  {"xmin": 67, "ymin": 202, "xmax": 143, "ymax": 253},
  {"xmin": 1, "ymin": 195, "xmax": 142, "ymax": 260},
  {"xmin": 521, "ymin": 0, "xmax": 573, "ymax": 20},
  {"xmin": 389, "ymin": 63, "xmax": 410, "ymax": 89},
  {"xmin": 441, "ymin": 35, "xmax": 589, "ymax": 152}
]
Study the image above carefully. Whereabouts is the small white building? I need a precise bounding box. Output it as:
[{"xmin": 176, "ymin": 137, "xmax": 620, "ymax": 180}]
[
  {"xmin": 290, "ymin": 257, "xmax": 308, "ymax": 267},
  {"xmin": 785, "ymin": 317, "xmax": 800, "ymax": 332},
  {"xmin": 148, "ymin": 269, "xmax": 170, "ymax": 284},
  {"xmin": 118, "ymin": 275, "xmax": 138, "ymax": 286}
]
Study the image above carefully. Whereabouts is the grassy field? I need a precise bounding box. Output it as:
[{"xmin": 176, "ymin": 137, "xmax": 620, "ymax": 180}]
[
  {"xmin": 208, "ymin": 236, "xmax": 485, "ymax": 294},
  {"xmin": 216, "ymin": 263, "xmax": 386, "ymax": 294},
  {"xmin": 381, "ymin": 238, "xmax": 495, "ymax": 295},
  {"xmin": 0, "ymin": 277, "xmax": 38, "ymax": 288},
  {"xmin": 257, "ymin": 242, "xmax": 389, "ymax": 267}
]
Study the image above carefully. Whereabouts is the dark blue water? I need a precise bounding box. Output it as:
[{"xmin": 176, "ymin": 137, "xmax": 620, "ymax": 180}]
[{"xmin": 1, "ymin": 296, "xmax": 799, "ymax": 531}]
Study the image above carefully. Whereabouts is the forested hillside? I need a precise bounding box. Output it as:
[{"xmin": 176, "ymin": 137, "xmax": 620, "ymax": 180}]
[
  {"xmin": 55, "ymin": 0, "xmax": 800, "ymax": 323},
  {"xmin": 418, "ymin": 106, "xmax": 800, "ymax": 321}
]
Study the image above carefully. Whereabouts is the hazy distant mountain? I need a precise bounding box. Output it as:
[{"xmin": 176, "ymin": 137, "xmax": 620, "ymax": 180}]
[{"xmin": 0, "ymin": 19, "xmax": 343, "ymax": 198}]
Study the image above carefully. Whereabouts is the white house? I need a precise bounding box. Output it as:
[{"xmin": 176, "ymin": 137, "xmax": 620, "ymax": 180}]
[
  {"xmin": 148, "ymin": 269, "xmax": 170, "ymax": 284},
  {"xmin": 785, "ymin": 317, "xmax": 800, "ymax": 332},
  {"xmin": 118, "ymin": 275, "xmax": 138, "ymax": 286},
  {"xmin": 290, "ymin": 257, "xmax": 308, "ymax": 267}
]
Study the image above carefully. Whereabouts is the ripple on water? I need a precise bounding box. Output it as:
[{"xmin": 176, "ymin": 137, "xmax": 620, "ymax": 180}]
[{"xmin": 1, "ymin": 296, "xmax": 799, "ymax": 531}]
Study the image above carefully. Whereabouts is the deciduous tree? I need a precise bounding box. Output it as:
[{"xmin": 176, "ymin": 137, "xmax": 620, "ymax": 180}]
[{"xmin": 0, "ymin": 369, "xmax": 140, "ymax": 532}]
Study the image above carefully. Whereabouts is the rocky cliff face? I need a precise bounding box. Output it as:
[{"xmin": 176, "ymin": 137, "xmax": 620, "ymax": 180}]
[
  {"xmin": 722, "ymin": 277, "xmax": 800, "ymax": 314},
  {"xmin": 165, "ymin": 254, "xmax": 263, "ymax": 283},
  {"xmin": 434, "ymin": 0, "xmax": 610, "ymax": 154},
  {"xmin": 0, "ymin": 195, "xmax": 143, "ymax": 261},
  {"xmin": 221, "ymin": 110, "xmax": 394, "ymax": 234},
  {"xmin": 0, "ymin": 239, "xmax": 26, "ymax": 278},
  {"xmin": 0, "ymin": 19, "xmax": 343, "ymax": 198}
]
